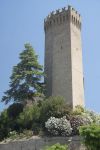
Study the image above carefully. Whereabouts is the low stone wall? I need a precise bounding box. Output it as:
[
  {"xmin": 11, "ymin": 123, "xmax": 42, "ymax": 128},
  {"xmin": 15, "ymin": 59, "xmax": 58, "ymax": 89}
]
[{"xmin": 0, "ymin": 136, "xmax": 86, "ymax": 150}]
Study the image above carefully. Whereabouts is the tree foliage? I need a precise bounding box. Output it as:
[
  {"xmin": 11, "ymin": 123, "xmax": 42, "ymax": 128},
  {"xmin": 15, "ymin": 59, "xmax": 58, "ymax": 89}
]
[
  {"xmin": 7, "ymin": 103, "xmax": 24, "ymax": 119},
  {"xmin": 0, "ymin": 110, "xmax": 10, "ymax": 140},
  {"xmin": 2, "ymin": 43, "xmax": 44, "ymax": 104}
]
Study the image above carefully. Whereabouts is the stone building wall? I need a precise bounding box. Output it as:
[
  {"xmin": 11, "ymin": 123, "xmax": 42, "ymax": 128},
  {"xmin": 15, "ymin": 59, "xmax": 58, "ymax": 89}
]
[
  {"xmin": 0, "ymin": 136, "xmax": 86, "ymax": 150},
  {"xmin": 70, "ymin": 7, "xmax": 84, "ymax": 107},
  {"xmin": 44, "ymin": 5, "xmax": 84, "ymax": 108}
]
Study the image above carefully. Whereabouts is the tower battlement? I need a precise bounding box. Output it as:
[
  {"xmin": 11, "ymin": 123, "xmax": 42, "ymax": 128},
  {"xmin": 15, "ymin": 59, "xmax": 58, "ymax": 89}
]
[{"xmin": 44, "ymin": 5, "xmax": 81, "ymax": 32}]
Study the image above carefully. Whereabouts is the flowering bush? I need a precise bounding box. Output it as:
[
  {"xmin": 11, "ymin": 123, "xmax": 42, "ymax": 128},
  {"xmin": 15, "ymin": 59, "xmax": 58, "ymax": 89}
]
[
  {"xmin": 82, "ymin": 110, "xmax": 100, "ymax": 125},
  {"xmin": 81, "ymin": 113, "xmax": 93, "ymax": 123},
  {"xmin": 72, "ymin": 105, "xmax": 85, "ymax": 115},
  {"xmin": 95, "ymin": 114, "xmax": 100, "ymax": 125},
  {"xmin": 84, "ymin": 110, "xmax": 98, "ymax": 122},
  {"xmin": 45, "ymin": 116, "xmax": 72, "ymax": 136},
  {"xmin": 40, "ymin": 96, "xmax": 71, "ymax": 126},
  {"xmin": 70, "ymin": 115, "xmax": 93, "ymax": 135},
  {"xmin": 72, "ymin": 106, "xmax": 99, "ymax": 123}
]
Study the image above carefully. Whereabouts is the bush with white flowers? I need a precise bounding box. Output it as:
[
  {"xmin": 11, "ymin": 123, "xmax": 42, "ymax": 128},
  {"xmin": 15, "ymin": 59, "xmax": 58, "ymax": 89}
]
[
  {"xmin": 95, "ymin": 114, "xmax": 100, "ymax": 125},
  {"xmin": 70, "ymin": 115, "xmax": 93, "ymax": 135},
  {"xmin": 45, "ymin": 116, "xmax": 72, "ymax": 136}
]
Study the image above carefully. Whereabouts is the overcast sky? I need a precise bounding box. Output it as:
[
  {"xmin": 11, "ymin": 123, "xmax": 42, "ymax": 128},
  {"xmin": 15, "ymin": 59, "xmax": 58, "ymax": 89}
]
[{"xmin": 0, "ymin": 0, "xmax": 100, "ymax": 112}]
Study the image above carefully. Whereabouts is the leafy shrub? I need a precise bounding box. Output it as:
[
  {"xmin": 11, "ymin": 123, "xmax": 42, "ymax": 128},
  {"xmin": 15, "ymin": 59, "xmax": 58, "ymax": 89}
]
[
  {"xmin": 45, "ymin": 116, "xmax": 72, "ymax": 136},
  {"xmin": 72, "ymin": 106, "xmax": 99, "ymax": 124},
  {"xmin": 40, "ymin": 96, "xmax": 71, "ymax": 126},
  {"xmin": 95, "ymin": 114, "xmax": 100, "ymax": 125},
  {"xmin": 0, "ymin": 110, "xmax": 10, "ymax": 141},
  {"xmin": 78, "ymin": 109, "xmax": 100, "ymax": 125},
  {"xmin": 4, "ymin": 103, "xmax": 24, "ymax": 131},
  {"xmin": 8, "ymin": 131, "xmax": 18, "ymax": 139},
  {"xmin": 84, "ymin": 110, "xmax": 98, "ymax": 123},
  {"xmin": 18, "ymin": 104, "xmax": 41, "ymax": 133},
  {"xmin": 79, "ymin": 124, "xmax": 100, "ymax": 150},
  {"xmin": 8, "ymin": 130, "xmax": 33, "ymax": 140},
  {"xmin": 43, "ymin": 143, "xmax": 68, "ymax": 150},
  {"xmin": 7, "ymin": 103, "xmax": 24, "ymax": 119},
  {"xmin": 0, "ymin": 127, "xmax": 9, "ymax": 141},
  {"xmin": 72, "ymin": 105, "xmax": 85, "ymax": 115},
  {"xmin": 70, "ymin": 115, "xmax": 92, "ymax": 135}
]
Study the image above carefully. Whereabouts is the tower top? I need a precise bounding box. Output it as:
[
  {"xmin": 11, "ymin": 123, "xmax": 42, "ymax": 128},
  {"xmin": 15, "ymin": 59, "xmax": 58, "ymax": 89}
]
[{"xmin": 44, "ymin": 5, "xmax": 81, "ymax": 32}]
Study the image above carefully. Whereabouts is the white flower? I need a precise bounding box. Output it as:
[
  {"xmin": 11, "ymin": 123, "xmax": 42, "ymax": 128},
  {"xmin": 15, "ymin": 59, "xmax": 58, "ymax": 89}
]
[{"xmin": 45, "ymin": 116, "xmax": 72, "ymax": 136}]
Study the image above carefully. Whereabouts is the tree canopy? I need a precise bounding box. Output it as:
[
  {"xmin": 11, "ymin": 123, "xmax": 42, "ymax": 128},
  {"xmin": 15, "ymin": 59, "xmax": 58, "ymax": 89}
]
[{"xmin": 1, "ymin": 43, "xmax": 44, "ymax": 104}]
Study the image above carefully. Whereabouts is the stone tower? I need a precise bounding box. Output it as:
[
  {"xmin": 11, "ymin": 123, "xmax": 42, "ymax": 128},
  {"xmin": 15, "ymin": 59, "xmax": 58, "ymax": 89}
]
[{"xmin": 44, "ymin": 5, "xmax": 84, "ymax": 108}]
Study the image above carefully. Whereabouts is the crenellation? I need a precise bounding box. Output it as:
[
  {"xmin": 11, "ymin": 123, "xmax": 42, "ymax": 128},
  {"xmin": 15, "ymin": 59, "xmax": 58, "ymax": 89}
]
[
  {"xmin": 51, "ymin": 11, "xmax": 54, "ymax": 15},
  {"xmin": 56, "ymin": 9, "xmax": 60, "ymax": 14},
  {"xmin": 44, "ymin": 6, "xmax": 82, "ymax": 32},
  {"xmin": 71, "ymin": 15, "xmax": 81, "ymax": 29},
  {"xmin": 62, "ymin": 7, "xmax": 66, "ymax": 11},
  {"xmin": 44, "ymin": 7, "xmax": 69, "ymax": 23},
  {"xmin": 68, "ymin": 5, "xmax": 81, "ymax": 17}
]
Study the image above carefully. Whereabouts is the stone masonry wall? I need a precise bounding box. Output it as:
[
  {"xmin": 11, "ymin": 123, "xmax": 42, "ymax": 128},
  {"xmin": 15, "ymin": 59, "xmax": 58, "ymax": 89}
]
[{"xmin": 0, "ymin": 136, "xmax": 86, "ymax": 150}]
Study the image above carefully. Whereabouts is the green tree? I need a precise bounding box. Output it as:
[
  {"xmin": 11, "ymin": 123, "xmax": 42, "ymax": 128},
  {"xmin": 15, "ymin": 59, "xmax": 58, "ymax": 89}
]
[{"xmin": 2, "ymin": 43, "xmax": 44, "ymax": 104}]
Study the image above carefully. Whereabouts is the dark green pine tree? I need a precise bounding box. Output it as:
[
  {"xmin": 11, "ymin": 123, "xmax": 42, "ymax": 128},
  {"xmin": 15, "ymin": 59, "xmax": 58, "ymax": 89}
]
[{"xmin": 2, "ymin": 43, "xmax": 44, "ymax": 104}]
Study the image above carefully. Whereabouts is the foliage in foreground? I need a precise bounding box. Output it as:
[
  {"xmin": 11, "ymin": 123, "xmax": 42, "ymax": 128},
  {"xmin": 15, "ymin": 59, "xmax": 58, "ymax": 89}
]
[
  {"xmin": 40, "ymin": 96, "xmax": 71, "ymax": 126},
  {"xmin": 0, "ymin": 110, "xmax": 9, "ymax": 140},
  {"xmin": 1, "ymin": 43, "xmax": 44, "ymax": 104},
  {"xmin": 8, "ymin": 130, "xmax": 33, "ymax": 140},
  {"xmin": 43, "ymin": 143, "xmax": 68, "ymax": 150},
  {"xmin": 45, "ymin": 116, "xmax": 72, "ymax": 136},
  {"xmin": 7, "ymin": 103, "xmax": 24, "ymax": 119},
  {"xmin": 18, "ymin": 104, "xmax": 41, "ymax": 134},
  {"xmin": 70, "ymin": 115, "xmax": 92, "ymax": 135},
  {"xmin": 79, "ymin": 124, "xmax": 100, "ymax": 150},
  {"xmin": 0, "ymin": 96, "xmax": 70, "ymax": 141},
  {"xmin": 0, "ymin": 95, "xmax": 100, "ymax": 141}
]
